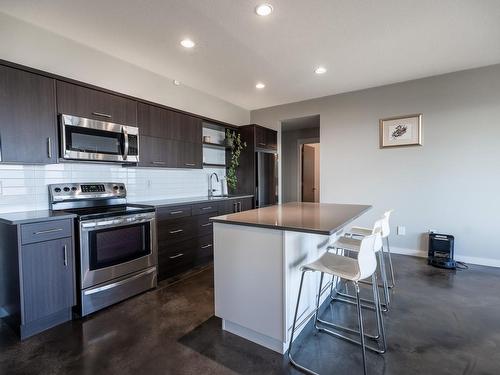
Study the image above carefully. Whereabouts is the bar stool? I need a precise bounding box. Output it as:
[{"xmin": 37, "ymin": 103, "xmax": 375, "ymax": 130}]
[
  {"xmin": 349, "ymin": 210, "xmax": 395, "ymax": 288},
  {"xmin": 329, "ymin": 218, "xmax": 390, "ymax": 312},
  {"xmin": 288, "ymin": 231, "xmax": 386, "ymax": 375}
]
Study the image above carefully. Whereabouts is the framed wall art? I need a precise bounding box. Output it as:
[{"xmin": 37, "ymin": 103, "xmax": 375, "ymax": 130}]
[{"xmin": 379, "ymin": 114, "xmax": 422, "ymax": 148}]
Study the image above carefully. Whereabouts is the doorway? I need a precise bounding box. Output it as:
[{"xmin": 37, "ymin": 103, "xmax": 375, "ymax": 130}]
[
  {"xmin": 301, "ymin": 143, "xmax": 320, "ymax": 202},
  {"xmin": 280, "ymin": 115, "xmax": 320, "ymax": 203}
]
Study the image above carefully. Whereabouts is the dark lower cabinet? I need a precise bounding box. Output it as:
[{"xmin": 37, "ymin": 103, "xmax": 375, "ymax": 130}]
[
  {"xmin": 21, "ymin": 237, "xmax": 74, "ymax": 324},
  {"xmin": 0, "ymin": 218, "xmax": 75, "ymax": 340},
  {"xmin": 0, "ymin": 65, "xmax": 57, "ymax": 164},
  {"xmin": 156, "ymin": 197, "xmax": 253, "ymax": 280}
]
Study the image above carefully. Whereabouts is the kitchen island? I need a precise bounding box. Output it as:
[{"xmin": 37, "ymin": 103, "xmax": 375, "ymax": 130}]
[{"xmin": 211, "ymin": 202, "xmax": 371, "ymax": 353}]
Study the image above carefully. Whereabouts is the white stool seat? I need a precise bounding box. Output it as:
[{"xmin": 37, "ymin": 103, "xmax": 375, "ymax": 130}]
[
  {"xmin": 332, "ymin": 235, "xmax": 382, "ymax": 253},
  {"xmin": 302, "ymin": 252, "xmax": 360, "ymax": 281},
  {"xmin": 349, "ymin": 226, "xmax": 372, "ymax": 237}
]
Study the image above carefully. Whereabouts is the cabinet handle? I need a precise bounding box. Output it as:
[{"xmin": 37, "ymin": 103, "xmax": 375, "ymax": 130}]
[
  {"xmin": 233, "ymin": 202, "xmax": 237, "ymax": 213},
  {"xmin": 169, "ymin": 253, "xmax": 184, "ymax": 259},
  {"xmin": 238, "ymin": 202, "xmax": 242, "ymax": 212},
  {"xmin": 185, "ymin": 163, "xmax": 196, "ymax": 167},
  {"xmin": 47, "ymin": 137, "xmax": 52, "ymax": 159},
  {"xmin": 202, "ymin": 206, "xmax": 212, "ymax": 210},
  {"xmin": 169, "ymin": 210, "xmax": 183, "ymax": 215},
  {"xmin": 258, "ymin": 143, "xmax": 266, "ymax": 146},
  {"xmin": 201, "ymin": 244, "xmax": 213, "ymax": 249},
  {"xmin": 201, "ymin": 223, "xmax": 212, "ymax": 227},
  {"xmin": 169, "ymin": 229, "xmax": 184, "ymax": 234},
  {"xmin": 63, "ymin": 245, "xmax": 68, "ymax": 266},
  {"xmin": 152, "ymin": 161, "xmax": 166, "ymax": 165},
  {"xmin": 92, "ymin": 112, "xmax": 112, "ymax": 119},
  {"xmin": 34, "ymin": 228, "xmax": 63, "ymax": 235}
]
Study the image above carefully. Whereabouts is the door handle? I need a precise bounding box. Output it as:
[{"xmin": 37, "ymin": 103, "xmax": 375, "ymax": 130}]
[
  {"xmin": 201, "ymin": 223, "xmax": 212, "ymax": 227},
  {"xmin": 169, "ymin": 253, "xmax": 184, "ymax": 259},
  {"xmin": 169, "ymin": 229, "xmax": 184, "ymax": 234},
  {"xmin": 258, "ymin": 142, "xmax": 266, "ymax": 146},
  {"xmin": 233, "ymin": 202, "xmax": 237, "ymax": 213},
  {"xmin": 237, "ymin": 202, "xmax": 242, "ymax": 212},
  {"xmin": 169, "ymin": 210, "xmax": 183, "ymax": 215},
  {"xmin": 92, "ymin": 112, "xmax": 112, "ymax": 118},
  {"xmin": 201, "ymin": 206, "xmax": 212, "ymax": 210},
  {"xmin": 185, "ymin": 163, "xmax": 196, "ymax": 167},
  {"xmin": 34, "ymin": 228, "xmax": 63, "ymax": 235},
  {"xmin": 152, "ymin": 161, "xmax": 166, "ymax": 165},
  {"xmin": 122, "ymin": 126, "xmax": 129, "ymax": 160},
  {"xmin": 47, "ymin": 137, "xmax": 52, "ymax": 159},
  {"xmin": 63, "ymin": 245, "xmax": 68, "ymax": 266},
  {"xmin": 201, "ymin": 244, "xmax": 213, "ymax": 249}
]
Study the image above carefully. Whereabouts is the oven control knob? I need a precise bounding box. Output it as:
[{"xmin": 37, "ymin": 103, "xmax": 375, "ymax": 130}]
[
  {"xmin": 113, "ymin": 185, "xmax": 119, "ymax": 190},
  {"xmin": 119, "ymin": 186, "xmax": 124, "ymax": 190},
  {"xmin": 71, "ymin": 187, "xmax": 77, "ymax": 191},
  {"xmin": 63, "ymin": 187, "xmax": 70, "ymax": 192},
  {"xmin": 54, "ymin": 187, "xmax": 61, "ymax": 193}
]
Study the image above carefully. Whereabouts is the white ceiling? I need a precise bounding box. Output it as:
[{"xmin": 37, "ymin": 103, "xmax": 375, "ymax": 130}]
[{"xmin": 1, "ymin": 0, "xmax": 500, "ymax": 110}]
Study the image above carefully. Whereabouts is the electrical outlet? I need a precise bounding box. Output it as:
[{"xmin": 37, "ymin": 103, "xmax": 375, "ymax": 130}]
[{"xmin": 397, "ymin": 225, "xmax": 406, "ymax": 235}]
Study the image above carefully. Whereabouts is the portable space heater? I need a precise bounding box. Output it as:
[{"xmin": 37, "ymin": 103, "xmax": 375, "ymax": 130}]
[{"xmin": 428, "ymin": 233, "xmax": 456, "ymax": 269}]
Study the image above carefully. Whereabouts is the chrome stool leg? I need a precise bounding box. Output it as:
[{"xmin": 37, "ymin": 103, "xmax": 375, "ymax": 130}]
[
  {"xmin": 288, "ymin": 271, "xmax": 319, "ymax": 375},
  {"xmin": 386, "ymin": 237, "xmax": 396, "ymax": 288},
  {"xmin": 318, "ymin": 273, "xmax": 387, "ymax": 353},
  {"xmin": 355, "ymin": 282, "xmax": 368, "ymax": 375}
]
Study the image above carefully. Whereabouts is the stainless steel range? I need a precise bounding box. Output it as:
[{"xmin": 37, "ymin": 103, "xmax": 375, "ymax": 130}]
[{"xmin": 49, "ymin": 182, "xmax": 157, "ymax": 316}]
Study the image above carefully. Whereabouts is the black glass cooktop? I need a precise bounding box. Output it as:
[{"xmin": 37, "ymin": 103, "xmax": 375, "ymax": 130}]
[{"xmin": 64, "ymin": 204, "xmax": 155, "ymax": 220}]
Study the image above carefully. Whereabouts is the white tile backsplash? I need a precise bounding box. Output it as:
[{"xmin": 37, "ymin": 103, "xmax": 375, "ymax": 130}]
[{"xmin": 0, "ymin": 162, "xmax": 227, "ymax": 213}]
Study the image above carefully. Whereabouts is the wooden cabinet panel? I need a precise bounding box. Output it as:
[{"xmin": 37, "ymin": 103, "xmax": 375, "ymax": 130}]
[
  {"xmin": 56, "ymin": 80, "xmax": 137, "ymax": 125},
  {"xmin": 137, "ymin": 135, "xmax": 178, "ymax": 168},
  {"xmin": 195, "ymin": 234, "xmax": 214, "ymax": 266},
  {"xmin": 137, "ymin": 103, "xmax": 202, "ymax": 143},
  {"xmin": 21, "ymin": 237, "xmax": 74, "ymax": 323},
  {"xmin": 218, "ymin": 200, "xmax": 238, "ymax": 215},
  {"xmin": 156, "ymin": 205, "xmax": 192, "ymax": 221},
  {"xmin": 0, "ymin": 65, "xmax": 57, "ymax": 164},
  {"xmin": 157, "ymin": 217, "xmax": 196, "ymax": 245},
  {"xmin": 178, "ymin": 141, "xmax": 202, "ymax": 169},
  {"xmin": 255, "ymin": 126, "xmax": 277, "ymax": 150},
  {"xmin": 239, "ymin": 197, "xmax": 254, "ymax": 212},
  {"xmin": 21, "ymin": 219, "xmax": 72, "ymax": 245},
  {"xmin": 158, "ymin": 238, "xmax": 197, "ymax": 280}
]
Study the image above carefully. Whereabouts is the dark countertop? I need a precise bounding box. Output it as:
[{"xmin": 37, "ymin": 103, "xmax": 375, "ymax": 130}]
[
  {"xmin": 210, "ymin": 202, "xmax": 372, "ymax": 235},
  {"xmin": 0, "ymin": 210, "xmax": 77, "ymax": 225},
  {"xmin": 131, "ymin": 195, "xmax": 254, "ymax": 208}
]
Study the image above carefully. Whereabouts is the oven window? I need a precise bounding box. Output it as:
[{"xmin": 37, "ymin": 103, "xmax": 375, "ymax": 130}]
[
  {"xmin": 66, "ymin": 125, "xmax": 123, "ymax": 155},
  {"xmin": 89, "ymin": 223, "xmax": 151, "ymax": 270}
]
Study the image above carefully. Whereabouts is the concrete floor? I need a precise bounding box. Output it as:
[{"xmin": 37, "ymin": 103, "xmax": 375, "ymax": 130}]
[{"xmin": 1, "ymin": 254, "xmax": 500, "ymax": 374}]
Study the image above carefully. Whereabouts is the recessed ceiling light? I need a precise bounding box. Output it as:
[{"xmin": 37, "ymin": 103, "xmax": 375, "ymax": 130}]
[
  {"xmin": 180, "ymin": 39, "xmax": 195, "ymax": 48},
  {"xmin": 255, "ymin": 82, "xmax": 266, "ymax": 89},
  {"xmin": 173, "ymin": 80, "xmax": 181, "ymax": 86},
  {"xmin": 255, "ymin": 4, "xmax": 273, "ymax": 16},
  {"xmin": 315, "ymin": 66, "xmax": 327, "ymax": 75}
]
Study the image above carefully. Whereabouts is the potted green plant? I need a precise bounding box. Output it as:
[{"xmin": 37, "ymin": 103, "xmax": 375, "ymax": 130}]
[{"xmin": 226, "ymin": 129, "xmax": 247, "ymax": 192}]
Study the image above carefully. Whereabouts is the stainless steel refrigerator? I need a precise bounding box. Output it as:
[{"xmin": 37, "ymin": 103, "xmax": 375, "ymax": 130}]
[{"xmin": 255, "ymin": 151, "xmax": 278, "ymax": 207}]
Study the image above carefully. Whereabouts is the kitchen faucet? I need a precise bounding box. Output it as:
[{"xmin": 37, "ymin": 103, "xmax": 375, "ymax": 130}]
[{"xmin": 208, "ymin": 172, "xmax": 219, "ymax": 197}]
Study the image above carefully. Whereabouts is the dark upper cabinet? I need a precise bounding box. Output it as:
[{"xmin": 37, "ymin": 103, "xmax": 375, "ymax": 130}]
[
  {"xmin": 255, "ymin": 125, "xmax": 277, "ymax": 150},
  {"xmin": 138, "ymin": 137, "xmax": 202, "ymax": 169},
  {"xmin": 137, "ymin": 102, "xmax": 202, "ymax": 143},
  {"xmin": 178, "ymin": 141, "xmax": 202, "ymax": 169},
  {"xmin": 56, "ymin": 80, "xmax": 137, "ymax": 125},
  {"xmin": 21, "ymin": 237, "xmax": 75, "ymax": 324},
  {"xmin": 138, "ymin": 136, "xmax": 178, "ymax": 168},
  {"xmin": 0, "ymin": 65, "xmax": 57, "ymax": 164}
]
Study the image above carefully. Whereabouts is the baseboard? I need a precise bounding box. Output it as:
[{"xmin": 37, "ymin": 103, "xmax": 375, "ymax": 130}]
[
  {"xmin": 390, "ymin": 246, "xmax": 426, "ymax": 258},
  {"xmin": 390, "ymin": 246, "xmax": 500, "ymax": 268}
]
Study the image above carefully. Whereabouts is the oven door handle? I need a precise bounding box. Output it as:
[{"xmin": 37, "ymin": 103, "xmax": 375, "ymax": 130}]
[
  {"xmin": 122, "ymin": 126, "xmax": 129, "ymax": 161},
  {"xmin": 83, "ymin": 267, "xmax": 156, "ymax": 296},
  {"xmin": 81, "ymin": 216, "xmax": 155, "ymax": 231}
]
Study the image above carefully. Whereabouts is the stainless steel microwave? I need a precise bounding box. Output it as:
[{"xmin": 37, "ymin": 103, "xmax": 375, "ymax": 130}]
[{"xmin": 60, "ymin": 114, "xmax": 139, "ymax": 163}]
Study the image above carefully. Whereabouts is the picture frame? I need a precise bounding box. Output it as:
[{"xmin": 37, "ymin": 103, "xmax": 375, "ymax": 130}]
[{"xmin": 379, "ymin": 114, "xmax": 422, "ymax": 148}]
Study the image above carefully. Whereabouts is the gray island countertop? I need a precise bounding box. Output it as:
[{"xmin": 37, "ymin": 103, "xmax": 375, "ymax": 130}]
[{"xmin": 210, "ymin": 202, "xmax": 371, "ymax": 235}]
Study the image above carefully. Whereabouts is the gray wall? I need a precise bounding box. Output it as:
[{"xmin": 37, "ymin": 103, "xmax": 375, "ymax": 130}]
[
  {"xmin": 251, "ymin": 64, "xmax": 500, "ymax": 266},
  {"xmin": 281, "ymin": 127, "xmax": 320, "ymax": 202}
]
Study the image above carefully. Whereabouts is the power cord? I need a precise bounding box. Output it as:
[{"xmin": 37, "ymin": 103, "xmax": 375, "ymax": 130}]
[{"xmin": 455, "ymin": 261, "xmax": 469, "ymax": 270}]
